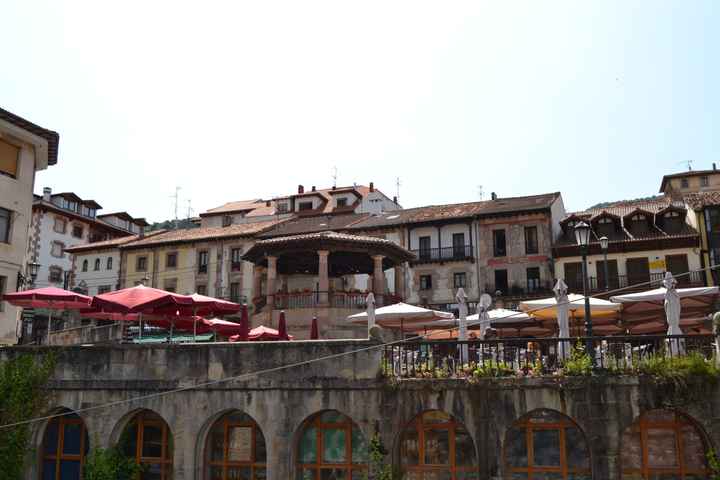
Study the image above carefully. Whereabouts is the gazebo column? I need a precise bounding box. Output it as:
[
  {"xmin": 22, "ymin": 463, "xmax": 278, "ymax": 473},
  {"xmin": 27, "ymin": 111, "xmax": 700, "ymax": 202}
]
[
  {"xmin": 317, "ymin": 250, "xmax": 330, "ymax": 306},
  {"xmin": 372, "ymin": 254, "xmax": 385, "ymax": 306},
  {"xmin": 266, "ymin": 256, "xmax": 277, "ymax": 311},
  {"xmin": 394, "ymin": 264, "xmax": 405, "ymax": 301},
  {"xmin": 252, "ymin": 265, "xmax": 263, "ymax": 302}
]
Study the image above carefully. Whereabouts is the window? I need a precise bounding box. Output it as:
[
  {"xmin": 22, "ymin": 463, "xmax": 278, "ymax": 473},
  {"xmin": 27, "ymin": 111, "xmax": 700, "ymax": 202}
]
[
  {"xmin": 336, "ymin": 198, "xmax": 348, "ymax": 207},
  {"xmin": 197, "ymin": 284, "xmax": 207, "ymax": 296},
  {"xmin": 681, "ymin": 178, "xmax": 689, "ymax": 188},
  {"xmin": 40, "ymin": 411, "xmax": 89, "ymax": 480},
  {"xmin": 662, "ymin": 210, "xmax": 683, "ymax": 234},
  {"xmin": 0, "ymin": 276, "xmax": 5, "ymax": 312},
  {"xmin": 166, "ymin": 252, "xmax": 177, "ymax": 268},
  {"xmin": 205, "ymin": 411, "xmax": 267, "ymax": 479},
  {"xmin": 494, "ymin": 269, "xmax": 508, "ymax": 295},
  {"xmin": 701, "ymin": 175, "xmax": 709, "ymax": 187},
  {"xmin": 621, "ymin": 410, "xmax": 709, "ymax": 479},
  {"xmin": 231, "ymin": 248, "xmax": 243, "ymax": 271},
  {"xmin": 230, "ymin": 282, "xmax": 240, "ymax": 302},
  {"xmin": 0, "ymin": 139, "xmax": 19, "ymax": 178},
  {"xmin": 136, "ymin": 256, "xmax": 148, "ymax": 272},
  {"xmin": 198, "ymin": 251, "xmax": 209, "ymax": 274},
  {"xmin": 493, "ymin": 229, "xmax": 506, "ymax": 257},
  {"xmin": 596, "ymin": 216, "xmax": 616, "ymax": 237},
  {"xmin": 94, "ymin": 258, "xmax": 101, "ymax": 271},
  {"xmin": 277, "ymin": 202, "xmax": 289, "ymax": 213},
  {"xmin": 298, "ymin": 201, "xmax": 313, "ymax": 211},
  {"xmin": 453, "ymin": 272, "xmax": 467, "ymax": 289},
  {"xmin": 527, "ymin": 267, "xmax": 541, "ymax": 292},
  {"xmin": 0, "ymin": 207, "xmax": 10, "ymax": 243},
  {"xmin": 51, "ymin": 241, "xmax": 64, "ymax": 258},
  {"xmin": 222, "ymin": 215, "xmax": 233, "ymax": 227},
  {"xmin": 53, "ymin": 217, "xmax": 67, "ymax": 234},
  {"xmin": 49, "ymin": 267, "xmax": 63, "ymax": 283},
  {"xmin": 82, "ymin": 260, "xmax": 88, "ymax": 272},
  {"xmin": 72, "ymin": 225, "xmax": 83, "ymax": 239},
  {"xmin": 106, "ymin": 257, "xmax": 113, "ymax": 270},
  {"xmin": 505, "ymin": 409, "xmax": 590, "ymax": 480},
  {"xmin": 164, "ymin": 278, "xmax": 177, "ymax": 293},
  {"xmin": 418, "ymin": 236, "xmax": 432, "ymax": 260},
  {"xmin": 452, "ymin": 232, "xmax": 466, "ymax": 258},
  {"xmin": 296, "ymin": 410, "xmax": 368, "ymax": 478},
  {"xmin": 400, "ymin": 410, "xmax": 477, "ymax": 478},
  {"xmin": 419, "ymin": 275, "xmax": 432, "ymax": 290},
  {"xmin": 119, "ymin": 410, "xmax": 173, "ymax": 479},
  {"xmin": 524, "ymin": 226, "xmax": 538, "ymax": 254},
  {"xmin": 97, "ymin": 285, "xmax": 111, "ymax": 294}
]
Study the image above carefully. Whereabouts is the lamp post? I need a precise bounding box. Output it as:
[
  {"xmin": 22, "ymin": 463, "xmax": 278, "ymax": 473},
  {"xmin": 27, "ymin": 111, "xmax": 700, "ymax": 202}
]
[
  {"xmin": 16, "ymin": 261, "xmax": 40, "ymax": 291},
  {"xmin": 599, "ymin": 236, "xmax": 609, "ymax": 291},
  {"xmin": 574, "ymin": 222, "xmax": 594, "ymax": 360}
]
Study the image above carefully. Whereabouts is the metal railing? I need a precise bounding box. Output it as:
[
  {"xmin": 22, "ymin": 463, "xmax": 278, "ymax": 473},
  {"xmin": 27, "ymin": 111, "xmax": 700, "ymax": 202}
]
[
  {"xmin": 567, "ymin": 271, "xmax": 706, "ymax": 293},
  {"xmin": 271, "ymin": 292, "xmax": 403, "ymax": 309},
  {"xmin": 411, "ymin": 245, "xmax": 474, "ymax": 263},
  {"xmin": 382, "ymin": 334, "xmax": 717, "ymax": 378},
  {"xmin": 484, "ymin": 281, "xmax": 554, "ymax": 298}
]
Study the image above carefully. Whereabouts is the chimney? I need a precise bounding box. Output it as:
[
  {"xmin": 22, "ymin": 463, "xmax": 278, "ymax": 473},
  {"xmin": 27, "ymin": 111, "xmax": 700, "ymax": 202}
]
[
  {"xmin": 393, "ymin": 196, "xmax": 397, "ymax": 204},
  {"xmin": 311, "ymin": 186, "xmax": 316, "ymax": 192},
  {"xmin": 491, "ymin": 192, "xmax": 497, "ymax": 200},
  {"xmin": 266, "ymin": 200, "xmax": 271, "ymax": 207},
  {"xmin": 369, "ymin": 182, "xmax": 375, "ymax": 192},
  {"xmin": 714, "ymin": 163, "xmax": 717, "ymax": 171},
  {"xmin": 43, "ymin": 187, "xmax": 52, "ymax": 202},
  {"xmin": 298, "ymin": 185, "xmax": 304, "ymax": 194}
]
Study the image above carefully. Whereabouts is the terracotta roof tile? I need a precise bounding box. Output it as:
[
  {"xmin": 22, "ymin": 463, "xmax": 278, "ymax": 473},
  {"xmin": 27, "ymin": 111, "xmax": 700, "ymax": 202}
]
[
  {"xmin": 259, "ymin": 213, "xmax": 370, "ymax": 238},
  {"xmin": 63, "ymin": 230, "xmax": 168, "ymax": 253},
  {"xmin": 683, "ymin": 191, "xmax": 720, "ymax": 210},
  {"xmin": 121, "ymin": 220, "xmax": 282, "ymax": 248}
]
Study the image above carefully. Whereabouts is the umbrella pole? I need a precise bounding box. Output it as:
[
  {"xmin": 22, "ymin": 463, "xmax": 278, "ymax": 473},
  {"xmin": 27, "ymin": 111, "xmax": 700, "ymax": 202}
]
[
  {"xmin": 46, "ymin": 309, "xmax": 53, "ymax": 346},
  {"xmin": 193, "ymin": 307, "xmax": 197, "ymax": 342},
  {"xmin": 169, "ymin": 317, "xmax": 174, "ymax": 343},
  {"xmin": 139, "ymin": 313, "xmax": 143, "ymax": 339}
]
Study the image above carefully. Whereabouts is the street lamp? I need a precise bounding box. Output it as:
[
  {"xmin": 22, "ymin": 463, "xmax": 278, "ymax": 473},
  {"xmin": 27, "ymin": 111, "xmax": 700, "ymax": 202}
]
[
  {"xmin": 599, "ymin": 236, "xmax": 609, "ymax": 291},
  {"xmin": 16, "ymin": 261, "xmax": 40, "ymax": 291},
  {"xmin": 574, "ymin": 222, "xmax": 594, "ymax": 359}
]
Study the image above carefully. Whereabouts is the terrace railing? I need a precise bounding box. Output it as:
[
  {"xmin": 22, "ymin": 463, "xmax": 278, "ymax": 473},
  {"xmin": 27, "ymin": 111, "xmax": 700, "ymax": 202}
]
[
  {"xmin": 411, "ymin": 245, "xmax": 474, "ymax": 264},
  {"xmin": 382, "ymin": 334, "xmax": 717, "ymax": 378}
]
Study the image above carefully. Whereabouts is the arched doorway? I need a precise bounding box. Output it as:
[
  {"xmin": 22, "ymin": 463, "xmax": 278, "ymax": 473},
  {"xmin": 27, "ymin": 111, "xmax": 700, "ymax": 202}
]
[
  {"xmin": 621, "ymin": 409, "xmax": 710, "ymax": 479},
  {"xmin": 39, "ymin": 410, "xmax": 89, "ymax": 479},
  {"xmin": 296, "ymin": 410, "xmax": 369, "ymax": 478},
  {"xmin": 504, "ymin": 409, "xmax": 591, "ymax": 479},
  {"xmin": 118, "ymin": 410, "xmax": 173, "ymax": 479},
  {"xmin": 204, "ymin": 411, "xmax": 267, "ymax": 479},
  {"xmin": 399, "ymin": 410, "xmax": 478, "ymax": 478}
]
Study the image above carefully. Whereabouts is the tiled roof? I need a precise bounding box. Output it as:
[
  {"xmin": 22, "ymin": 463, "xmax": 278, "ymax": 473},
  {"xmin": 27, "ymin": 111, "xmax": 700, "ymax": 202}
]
[
  {"xmin": 121, "ymin": 220, "xmax": 282, "ymax": 249},
  {"xmin": 259, "ymin": 213, "xmax": 370, "ymax": 238},
  {"xmin": 200, "ymin": 199, "xmax": 272, "ymax": 217},
  {"xmin": 348, "ymin": 192, "xmax": 561, "ymax": 229},
  {"xmin": 659, "ymin": 169, "xmax": 720, "ymax": 192},
  {"xmin": 65, "ymin": 230, "xmax": 170, "ymax": 253},
  {"xmin": 683, "ymin": 191, "xmax": 720, "ymax": 210},
  {"xmin": 0, "ymin": 107, "xmax": 59, "ymax": 165}
]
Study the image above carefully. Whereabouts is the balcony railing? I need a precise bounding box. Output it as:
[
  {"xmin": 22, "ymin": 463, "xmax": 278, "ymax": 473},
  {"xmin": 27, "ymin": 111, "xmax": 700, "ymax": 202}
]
[
  {"xmin": 485, "ymin": 280, "xmax": 554, "ymax": 298},
  {"xmin": 272, "ymin": 292, "xmax": 403, "ymax": 309},
  {"xmin": 411, "ymin": 245, "xmax": 473, "ymax": 264},
  {"xmin": 566, "ymin": 270, "xmax": 706, "ymax": 294},
  {"xmin": 382, "ymin": 334, "xmax": 716, "ymax": 379}
]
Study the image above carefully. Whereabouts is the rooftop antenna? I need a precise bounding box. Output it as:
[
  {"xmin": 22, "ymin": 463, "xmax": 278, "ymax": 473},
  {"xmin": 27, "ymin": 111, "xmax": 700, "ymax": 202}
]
[
  {"xmin": 396, "ymin": 177, "xmax": 401, "ymax": 203},
  {"xmin": 170, "ymin": 186, "xmax": 181, "ymax": 229},
  {"xmin": 332, "ymin": 166, "xmax": 338, "ymax": 188},
  {"xmin": 676, "ymin": 160, "xmax": 693, "ymax": 171},
  {"xmin": 477, "ymin": 185, "xmax": 484, "ymax": 200},
  {"xmin": 186, "ymin": 199, "xmax": 193, "ymax": 219}
]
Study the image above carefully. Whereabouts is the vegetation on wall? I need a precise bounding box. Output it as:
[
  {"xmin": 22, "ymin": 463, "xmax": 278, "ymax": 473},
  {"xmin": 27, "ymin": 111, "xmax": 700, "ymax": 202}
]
[
  {"xmin": 146, "ymin": 218, "xmax": 198, "ymax": 232},
  {"xmin": 0, "ymin": 353, "xmax": 55, "ymax": 478},
  {"xmin": 83, "ymin": 445, "xmax": 142, "ymax": 480}
]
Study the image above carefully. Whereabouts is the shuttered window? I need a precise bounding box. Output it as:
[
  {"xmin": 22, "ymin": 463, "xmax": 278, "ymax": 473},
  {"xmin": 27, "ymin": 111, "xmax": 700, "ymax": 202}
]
[{"xmin": 0, "ymin": 139, "xmax": 19, "ymax": 178}]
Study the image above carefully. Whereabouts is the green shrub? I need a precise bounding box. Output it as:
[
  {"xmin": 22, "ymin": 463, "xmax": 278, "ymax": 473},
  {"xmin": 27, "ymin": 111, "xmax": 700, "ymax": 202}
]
[
  {"xmin": 561, "ymin": 342, "xmax": 592, "ymax": 376},
  {"xmin": 473, "ymin": 360, "xmax": 515, "ymax": 378},
  {"xmin": 83, "ymin": 446, "xmax": 142, "ymax": 480}
]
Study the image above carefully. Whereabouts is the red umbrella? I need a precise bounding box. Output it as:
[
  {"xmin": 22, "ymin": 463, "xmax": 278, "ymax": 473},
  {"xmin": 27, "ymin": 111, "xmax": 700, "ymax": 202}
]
[
  {"xmin": 186, "ymin": 293, "xmax": 241, "ymax": 316},
  {"xmin": 4, "ymin": 287, "xmax": 92, "ymax": 345},
  {"xmin": 230, "ymin": 325, "xmax": 294, "ymax": 341},
  {"xmin": 310, "ymin": 316, "xmax": 319, "ymax": 340},
  {"xmin": 277, "ymin": 310, "xmax": 289, "ymax": 341},
  {"xmin": 79, "ymin": 309, "xmax": 140, "ymax": 322},
  {"xmin": 91, "ymin": 285, "xmax": 193, "ymax": 314}
]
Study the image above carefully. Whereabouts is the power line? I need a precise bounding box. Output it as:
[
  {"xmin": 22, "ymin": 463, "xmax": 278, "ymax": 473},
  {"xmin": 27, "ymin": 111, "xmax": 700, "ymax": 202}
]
[{"xmin": 2, "ymin": 264, "xmax": 715, "ymax": 431}]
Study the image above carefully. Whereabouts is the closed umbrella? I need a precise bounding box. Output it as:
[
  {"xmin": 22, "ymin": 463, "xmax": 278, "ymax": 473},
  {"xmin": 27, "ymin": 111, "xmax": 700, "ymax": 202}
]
[
  {"xmin": 3, "ymin": 287, "xmax": 92, "ymax": 345},
  {"xmin": 476, "ymin": 294, "xmax": 492, "ymax": 340},
  {"xmin": 277, "ymin": 310, "xmax": 290, "ymax": 341},
  {"xmin": 663, "ymin": 272, "xmax": 684, "ymax": 355},
  {"xmin": 237, "ymin": 304, "xmax": 250, "ymax": 341},
  {"xmin": 310, "ymin": 316, "xmax": 319, "ymax": 339},
  {"xmin": 554, "ymin": 279, "xmax": 571, "ymax": 360},
  {"xmin": 230, "ymin": 325, "xmax": 294, "ymax": 341},
  {"xmin": 456, "ymin": 288, "xmax": 469, "ymax": 363},
  {"xmin": 365, "ymin": 292, "xmax": 376, "ymax": 332}
]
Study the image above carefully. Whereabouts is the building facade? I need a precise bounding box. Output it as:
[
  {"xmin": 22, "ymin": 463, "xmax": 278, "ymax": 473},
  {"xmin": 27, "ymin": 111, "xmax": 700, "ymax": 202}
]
[{"xmin": 0, "ymin": 108, "xmax": 58, "ymax": 345}]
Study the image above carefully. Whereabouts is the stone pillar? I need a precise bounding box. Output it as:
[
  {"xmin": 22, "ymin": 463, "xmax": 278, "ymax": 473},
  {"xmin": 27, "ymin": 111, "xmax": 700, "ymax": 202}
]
[
  {"xmin": 252, "ymin": 265, "xmax": 263, "ymax": 303},
  {"xmin": 394, "ymin": 264, "xmax": 404, "ymax": 302},
  {"xmin": 317, "ymin": 250, "xmax": 330, "ymax": 306},
  {"xmin": 372, "ymin": 255, "xmax": 385, "ymax": 306},
  {"xmin": 266, "ymin": 256, "xmax": 277, "ymax": 311}
]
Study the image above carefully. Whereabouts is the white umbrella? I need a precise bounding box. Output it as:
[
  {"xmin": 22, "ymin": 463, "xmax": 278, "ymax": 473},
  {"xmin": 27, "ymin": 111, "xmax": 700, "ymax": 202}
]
[
  {"xmin": 610, "ymin": 284, "xmax": 719, "ymax": 303},
  {"xmin": 365, "ymin": 292, "xmax": 376, "ymax": 332},
  {"xmin": 456, "ymin": 288, "xmax": 469, "ymax": 363},
  {"xmin": 347, "ymin": 302, "xmax": 454, "ymax": 330},
  {"xmin": 554, "ymin": 279, "xmax": 571, "ymax": 360},
  {"xmin": 520, "ymin": 294, "xmax": 621, "ymax": 320}
]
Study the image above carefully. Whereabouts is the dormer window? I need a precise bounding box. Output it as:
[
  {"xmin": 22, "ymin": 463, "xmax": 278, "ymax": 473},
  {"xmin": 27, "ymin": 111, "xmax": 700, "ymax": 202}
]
[
  {"xmin": 336, "ymin": 198, "xmax": 348, "ymax": 208},
  {"xmin": 595, "ymin": 216, "xmax": 615, "ymax": 237},
  {"xmin": 662, "ymin": 210, "xmax": 683, "ymax": 234},
  {"xmin": 681, "ymin": 178, "xmax": 689, "ymax": 188},
  {"xmin": 701, "ymin": 176, "xmax": 709, "ymax": 187},
  {"xmin": 629, "ymin": 214, "xmax": 648, "ymax": 235},
  {"xmin": 222, "ymin": 215, "xmax": 233, "ymax": 227}
]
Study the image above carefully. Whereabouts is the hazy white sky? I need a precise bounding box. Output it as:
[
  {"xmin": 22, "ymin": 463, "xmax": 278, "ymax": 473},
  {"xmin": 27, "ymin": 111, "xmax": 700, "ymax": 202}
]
[{"xmin": 3, "ymin": 1, "xmax": 718, "ymax": 222}]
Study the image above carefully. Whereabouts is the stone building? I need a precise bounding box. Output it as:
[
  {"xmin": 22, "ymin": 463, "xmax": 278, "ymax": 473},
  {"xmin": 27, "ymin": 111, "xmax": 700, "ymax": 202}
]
[
  {"xmin": 4, "ymin": 341, "xmax": 719, "ymax": 479},
  {"xmin": 0, "ymin": 107, "xmax": 58, "ymax": 345}
]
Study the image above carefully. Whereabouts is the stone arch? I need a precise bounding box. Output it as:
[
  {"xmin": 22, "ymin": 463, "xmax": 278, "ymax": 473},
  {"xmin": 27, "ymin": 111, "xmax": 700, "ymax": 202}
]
[
  {"xmin": 502, "ymin": 408, "xmax": 591, "ymax": 479},
  {"xmin": 619, "ymin": 408, "xmax": 713, "ymax": 479},
  {"xmin": 196, "ymin": 408, "xmax": 268, "ymax": 480},
  {"xmin": 397, "ymin": 409, "xmax": 479, "ymax": 479},
  {"xmin": 35, "ymin": 406, "xmax": 90, "ymax": 480},
  {"xmin": 112, "ymin": 408, "xmax": 174, "ymax": 480},
  {"xmin": 294, "ymin": 409, "xmax": 369, "ymax": 478}
]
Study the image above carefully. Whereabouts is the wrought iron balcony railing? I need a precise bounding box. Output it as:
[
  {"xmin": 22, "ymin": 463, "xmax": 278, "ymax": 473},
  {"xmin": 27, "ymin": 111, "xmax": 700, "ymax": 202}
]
[{"xmin": 411, "ymin": 245, "xmax": 474, "ymax": 264}]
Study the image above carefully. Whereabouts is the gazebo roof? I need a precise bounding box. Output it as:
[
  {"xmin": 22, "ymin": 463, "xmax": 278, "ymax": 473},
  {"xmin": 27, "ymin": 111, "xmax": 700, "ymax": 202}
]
[{"xmin": 242, "ymin": 231, "xmax": 415, "ymax": 275}]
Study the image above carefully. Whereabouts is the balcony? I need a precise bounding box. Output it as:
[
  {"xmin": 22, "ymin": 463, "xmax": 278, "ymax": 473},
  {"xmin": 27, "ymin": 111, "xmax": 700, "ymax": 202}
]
[
  {"xmin": 566, "ymin": 271, "xmax": 706, "ymax": 294},
  {"xmin": 272, "ymin": 292, "xmax": 402, "ymax": 310},
  {"xmin": 485, "ymin": 280, "xmax": 554, "ymax": 299},
  {"xmin": 411, "ymin": 245, "xmax": 473, "ymax": 264}
]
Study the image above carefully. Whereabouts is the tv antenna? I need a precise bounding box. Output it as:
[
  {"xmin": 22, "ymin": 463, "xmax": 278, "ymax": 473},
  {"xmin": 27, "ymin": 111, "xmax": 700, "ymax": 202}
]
[
  {"xmin": 332, "ymin": 166, "xmax": 338, "ymax": 188},
  {"xmin": 396, "ymin": 177, "xmax": 401, "ymax": 202},
  {"xmin": 676, "ymin": 160, "xmax": 693, "ymax": 171},
  {"xmin": 477, "ymin": 185, "xmax": 484, "ymax": 200},
  {"xmin": 170, "ymin": 186, "xmax": 181, "ymax": 229},
  {"xmin": 186, "ymin": 199, "xmax": 193, "ymax": 219}
]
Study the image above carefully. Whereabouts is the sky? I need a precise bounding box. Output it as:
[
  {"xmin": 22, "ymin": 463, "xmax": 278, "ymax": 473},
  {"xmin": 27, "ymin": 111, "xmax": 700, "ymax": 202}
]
[{"xmin": 2, "ymin": 1, "xmax": 719, "ymax": 223}]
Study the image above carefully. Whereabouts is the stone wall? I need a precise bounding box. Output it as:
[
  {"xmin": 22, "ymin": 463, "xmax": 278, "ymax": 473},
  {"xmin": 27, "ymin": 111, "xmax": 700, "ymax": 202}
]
[{"xmin": 3, "ymin": 342, "xmax": 719, "ymax": 479}]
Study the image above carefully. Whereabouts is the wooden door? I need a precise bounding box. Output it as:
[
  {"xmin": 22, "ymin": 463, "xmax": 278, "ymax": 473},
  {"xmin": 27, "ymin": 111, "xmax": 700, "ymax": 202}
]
[
  {"xmin": 563, "ymin": 262, "xmax": 583, "ymax": 292},
  {"xmin": 665, "ymin": 254, "xmax": 690, "ymax": 285},
  {"xmin": 596, "ymin": 259, "xmax": 619, "ymax": 290},
  {"xmin": 626, "ymin": 257, "xmax": 650, "ymax": 288}
]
